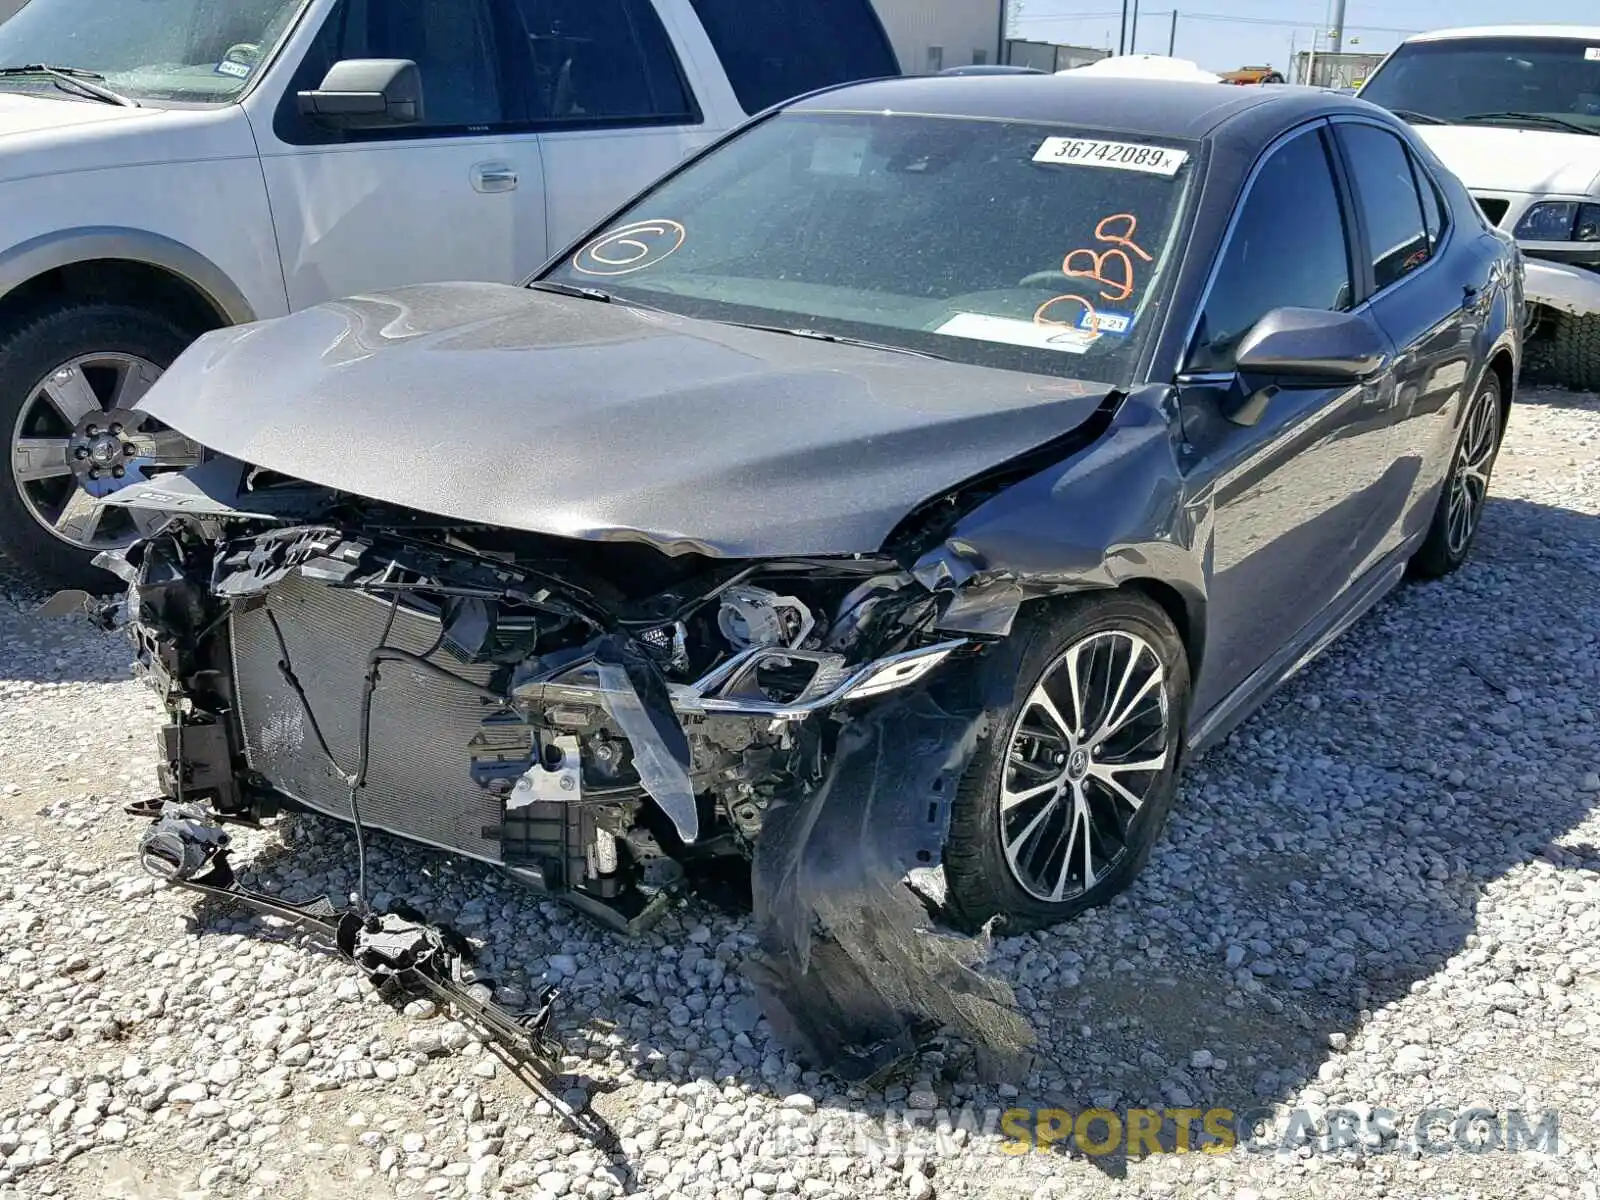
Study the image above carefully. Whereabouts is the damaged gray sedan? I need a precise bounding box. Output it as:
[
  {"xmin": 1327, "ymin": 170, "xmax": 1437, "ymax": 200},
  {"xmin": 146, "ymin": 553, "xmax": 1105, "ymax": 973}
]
[{"xmin": 85, "ymin": 75, "xmax": 1519, "ymax": 1077}]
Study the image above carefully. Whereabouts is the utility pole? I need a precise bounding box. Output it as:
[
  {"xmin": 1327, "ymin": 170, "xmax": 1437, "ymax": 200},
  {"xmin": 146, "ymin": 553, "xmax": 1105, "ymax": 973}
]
[
  {"xmin": 1004, "ymin": 0, "xmax": 1024, "ymax": 40},
  {"xmin": 1119, "ymin": 0, "xmax": 1128, "ymax": 54},
  {"xmin": 1129, "ymin": 0, "xmax": 1140, "ymax": 53},
  {"xmin": 1329, "ymin": 0, "xmax": 1346, "ymax": 53},
  {"xmin": 1167, "ymin": 9, "xmax": 1177, "ymax": 56}
]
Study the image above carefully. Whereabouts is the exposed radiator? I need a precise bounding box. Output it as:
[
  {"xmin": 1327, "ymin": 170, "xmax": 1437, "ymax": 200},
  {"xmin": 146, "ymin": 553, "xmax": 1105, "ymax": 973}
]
[{"xmin": 230, "ymin": 574, "xmax": 504, "ymax": 864}]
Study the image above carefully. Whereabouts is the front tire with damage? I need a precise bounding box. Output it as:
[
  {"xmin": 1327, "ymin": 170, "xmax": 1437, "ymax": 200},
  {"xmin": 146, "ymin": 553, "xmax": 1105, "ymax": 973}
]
[{"xmin": 944, "ymin": 592, "xmax": 1190, "ymax": 935}]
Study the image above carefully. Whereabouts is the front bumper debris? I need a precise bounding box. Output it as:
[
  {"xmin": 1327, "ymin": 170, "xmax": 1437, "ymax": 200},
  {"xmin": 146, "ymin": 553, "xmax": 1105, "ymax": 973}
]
[{"xmin": 133, "ymin": 800, "xmax": 565, "ymax": 1081}]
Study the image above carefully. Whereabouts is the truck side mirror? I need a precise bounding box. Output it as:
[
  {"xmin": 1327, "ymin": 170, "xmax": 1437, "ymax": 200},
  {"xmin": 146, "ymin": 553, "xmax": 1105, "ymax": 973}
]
[{"xmin": 297, "ymin": 59, "xmax": 423, "ymax": 130}]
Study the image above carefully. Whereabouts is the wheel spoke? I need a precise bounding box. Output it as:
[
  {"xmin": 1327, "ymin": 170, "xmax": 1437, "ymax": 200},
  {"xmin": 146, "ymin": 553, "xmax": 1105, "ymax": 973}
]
[
  {"xmin": 12, "ymin": 437, "xmax": 72, "ymax": 483},
  {"xmin": 112, "ymin": 362, "xmax": 160, "ymax": 409},
  {"xmin": 1006, "ymin": 793, "xmax": 1059, "ymax": 860},
  {"xmin": 1092, "ymin": 751, "xmax": 1169, "ymax": 777},
  {"xmin": 1027, "ymin": 682, "xmax": 1078, "ymax": 744},
  {"xmin": 40, "ymin": 365, "xmax": 102, "ymax": 425},
  {"xmin": 1100, "ymin": 643, "xmax": 1140, "ymax": 739},
  {"xmin": 52, "ymin": 486, "xmax": 105, "ymax": 544},
  {"xmin": 1051, "ymin": 787, "xmax": 1092, "ymax": 901},
  {"xmin": 1064, "ymin": 641, "xmax": 1088, "ymax": 735},
  {"xmin": 1001, "ymin": 777, "xmax": 1060, "ymax": 813},
  {"xmin": 127, "ymin": 427, "xmax": 201, "ymax": 469},
  {"xmin": 1086, "ymin": 767, "xmax": 1148, "ymax": 814},
  {"xmin": 1087, "ymin": 666, "xmax": 1161, "ymax": 750},
  {"xmin": 128, "ymin": 507, "xmax": 173, "ymax": 539}
]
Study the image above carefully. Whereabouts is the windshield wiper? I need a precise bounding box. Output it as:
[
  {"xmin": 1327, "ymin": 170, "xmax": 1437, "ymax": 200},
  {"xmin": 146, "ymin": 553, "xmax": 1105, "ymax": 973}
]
[
  {"xmin": 1389, "ymin": 108, "xmax": 1447, "ymax": 125},
  {"xmin": 1460, "ymin": 110, "xmax": 1599, "ymax": 136},
  {"xmin": 528, "ymin": 280, "xmax": 614, "ymax": 303},
  {"xmin": 0, "ymin": 64, "xmax": 137, "ymax": 107},
  {"xmin": 724, "ymin": 322, "xmax": 949, "ymax": 361}
]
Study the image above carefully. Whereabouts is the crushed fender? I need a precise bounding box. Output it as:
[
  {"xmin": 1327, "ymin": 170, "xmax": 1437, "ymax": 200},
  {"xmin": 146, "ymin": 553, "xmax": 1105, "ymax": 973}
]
[{"xmin": 747, "ymin": 689, "xmax": 1036, "ymax": 1083}]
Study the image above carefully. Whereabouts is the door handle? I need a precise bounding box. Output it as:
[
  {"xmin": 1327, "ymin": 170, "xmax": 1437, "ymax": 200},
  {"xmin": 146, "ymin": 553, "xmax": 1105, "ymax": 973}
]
[{"xmin": 471, "ymin": 161, "xmax": 518, "ymax": 194}]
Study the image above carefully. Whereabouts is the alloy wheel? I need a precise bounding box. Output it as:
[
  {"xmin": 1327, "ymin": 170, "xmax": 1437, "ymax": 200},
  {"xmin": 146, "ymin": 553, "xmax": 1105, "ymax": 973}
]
[
  {"xmin": 999, "ymin": 629, "xmax": 1173, "ymax": 903},
  {"xmin": 10, "ymin": 352, "xmax": 201, "ymax": 552},
  {"xmin": 1446, "ymin": 385, "xmax": 1501, "ymax": 558}
]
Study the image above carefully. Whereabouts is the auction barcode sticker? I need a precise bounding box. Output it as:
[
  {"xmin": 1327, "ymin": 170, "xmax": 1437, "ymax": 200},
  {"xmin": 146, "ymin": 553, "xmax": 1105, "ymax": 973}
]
[{"xmin": 1034, "ymin": 137, "xmax": 1190, "ymax": 176}]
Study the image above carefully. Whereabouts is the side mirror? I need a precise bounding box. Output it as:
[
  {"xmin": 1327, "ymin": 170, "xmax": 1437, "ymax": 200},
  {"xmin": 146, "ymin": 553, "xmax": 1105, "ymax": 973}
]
[
  {"xmin": 297, "ymin": 59, "xmax": 422, "ymax": 130},
  {"xmin": 1234, "ymin": 306, "xmax": 1390, "ymax": 384}
]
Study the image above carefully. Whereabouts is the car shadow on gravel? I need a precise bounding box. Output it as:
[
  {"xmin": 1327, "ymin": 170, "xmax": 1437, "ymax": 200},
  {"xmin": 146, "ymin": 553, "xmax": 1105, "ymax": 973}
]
[{"xmin": 144, "ymin": 494, "xmax": 1600, "ymax": 1184}]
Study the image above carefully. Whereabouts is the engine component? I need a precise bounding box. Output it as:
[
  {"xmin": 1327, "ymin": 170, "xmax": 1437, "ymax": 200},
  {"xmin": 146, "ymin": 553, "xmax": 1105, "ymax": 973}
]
[
  {"xmin": 508, "ymin": 735, "xmax": 582, "ymax": 811},
  {"xmin": 589, "ymin": 829, "xmax": 620, "ymax": 876},
  {"xmin": 638, "ymin": 621, "xmax": 690, "ymax": 673},
  {"xmin": 717, "ymin": 586, "xmax": 815, "ymax": 650},
  {"xmin": 138, "ymin": 802, "xmax": 231, "ymax": 881}
]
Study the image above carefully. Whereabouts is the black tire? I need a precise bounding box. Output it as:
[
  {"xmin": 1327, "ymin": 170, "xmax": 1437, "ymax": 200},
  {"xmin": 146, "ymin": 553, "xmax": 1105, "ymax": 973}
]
[
  {"xmin": 1551, "ymin": 312, "xmax": 1600, "ymax": 392},
  {"xmin": 1408, "ymin": 373, "xmax": 1504, "ymax": 581},
  {"xmin": 0, "ymin": 303, "xmax": 194, "ymax": 592},
  {"xmin": 944, "ymin": 592, "xmax": 1191, "ymax": 936}
]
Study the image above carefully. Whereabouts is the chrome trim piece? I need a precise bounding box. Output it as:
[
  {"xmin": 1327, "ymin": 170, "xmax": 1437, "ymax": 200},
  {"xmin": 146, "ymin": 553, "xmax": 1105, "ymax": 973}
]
[{"xmin": 668, "ymin": 639, "xmax": 970, "ymax": 719}]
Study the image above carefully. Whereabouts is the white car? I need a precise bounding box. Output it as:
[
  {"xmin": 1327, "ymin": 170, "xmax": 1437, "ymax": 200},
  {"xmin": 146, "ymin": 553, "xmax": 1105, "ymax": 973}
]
[
  {"xmin": 0, "ymin": 0, "xmax": 899, "ymax": 589},
  {"xmin": 1358, "ymin": 25, "xmax": 1600, "ymax": 389}
]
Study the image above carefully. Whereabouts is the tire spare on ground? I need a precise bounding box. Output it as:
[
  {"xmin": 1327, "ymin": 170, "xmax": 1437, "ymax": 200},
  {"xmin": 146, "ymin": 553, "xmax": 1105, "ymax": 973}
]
[
  {"xmin": 1551, "ymin": 311, "xmax": 1600, "ymax": 393},
  {"xmin": 944, "ymin": 591, "xmax": 1191, "ymax": 936},
  {"xmin": 0, "ymin": 303, "xmax": 198, "ymax": 592}
]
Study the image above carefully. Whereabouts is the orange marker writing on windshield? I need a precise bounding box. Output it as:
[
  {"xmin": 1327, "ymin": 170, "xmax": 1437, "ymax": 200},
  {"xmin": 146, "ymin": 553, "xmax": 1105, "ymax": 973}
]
[{"xmin": 1062, "ymin": 213, "xmax": 1153, "ymax": 302}]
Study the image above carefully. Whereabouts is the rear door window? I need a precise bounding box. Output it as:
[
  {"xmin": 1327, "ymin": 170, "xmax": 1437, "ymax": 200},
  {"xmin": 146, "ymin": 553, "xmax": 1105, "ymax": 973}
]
[
  {"xmin": 502, "ymin": 0, "xmax": 696, "ymax": 125},
  {"xmin": 1338, "ymin": 122, "xmax": 1432, "ymax": 291},
  {"xmin": 688, "ymin": 0, "xmax": 898, "ymax": 115}
]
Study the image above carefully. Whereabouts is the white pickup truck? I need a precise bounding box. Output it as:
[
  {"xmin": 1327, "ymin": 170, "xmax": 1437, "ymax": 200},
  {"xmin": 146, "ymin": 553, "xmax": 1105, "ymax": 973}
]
[
  {"xmin": 0, "ymin": 0, "xmax": 900, "ymax": 588},
  {"xmin": 1359, "ymin": 26, "xmax": 1600, "ymax": 391}
]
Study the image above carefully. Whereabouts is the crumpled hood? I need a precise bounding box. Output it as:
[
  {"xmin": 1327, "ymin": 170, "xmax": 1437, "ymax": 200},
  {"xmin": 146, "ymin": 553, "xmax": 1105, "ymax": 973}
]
[
  {"xmin": 1414, "ymin": 124, "xmax": 1600, "ymax": 195},
  {"xmin": 137, "ymin": 282, "xmax": 1109, "ymax": 558}
]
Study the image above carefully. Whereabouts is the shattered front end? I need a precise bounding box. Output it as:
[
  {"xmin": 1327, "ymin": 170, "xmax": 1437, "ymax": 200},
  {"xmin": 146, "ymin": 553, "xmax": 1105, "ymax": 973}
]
[{"xmin": 94, "ymin": 458, "xmax": 1036, "ymax": 1080}]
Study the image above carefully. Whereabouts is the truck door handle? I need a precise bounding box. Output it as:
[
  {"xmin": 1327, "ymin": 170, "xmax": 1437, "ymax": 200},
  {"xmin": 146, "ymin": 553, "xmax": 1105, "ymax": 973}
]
[{"xmin": 471, "ymin": 162, "xmax": 518, "ymax": 193}]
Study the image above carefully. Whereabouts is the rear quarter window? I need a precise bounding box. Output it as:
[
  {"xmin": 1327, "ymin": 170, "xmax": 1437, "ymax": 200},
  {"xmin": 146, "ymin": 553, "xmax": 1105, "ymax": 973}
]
[{"xmin": 688, "ymin": 0, "xmax": 898, "ymax": 115}]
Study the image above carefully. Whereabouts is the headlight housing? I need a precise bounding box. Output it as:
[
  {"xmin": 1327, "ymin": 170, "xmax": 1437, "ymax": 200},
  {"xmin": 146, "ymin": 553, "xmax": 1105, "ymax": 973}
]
[{"xmin": 1514, "ymin": 200, "xmax": 1600, "ymax": 241}]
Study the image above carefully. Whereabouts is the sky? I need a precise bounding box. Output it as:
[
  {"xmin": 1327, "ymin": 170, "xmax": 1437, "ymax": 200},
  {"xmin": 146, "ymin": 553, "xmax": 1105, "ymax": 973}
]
[{"xmin": 1007, "ymin": 0, "xmax": 1600, "ymax": 75}]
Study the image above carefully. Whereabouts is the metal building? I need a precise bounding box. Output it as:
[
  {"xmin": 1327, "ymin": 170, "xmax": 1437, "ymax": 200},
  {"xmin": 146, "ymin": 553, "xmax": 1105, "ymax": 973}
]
[{"xmin": 872, "ymin": 0, "xmax": 1008, "ymax": 73}]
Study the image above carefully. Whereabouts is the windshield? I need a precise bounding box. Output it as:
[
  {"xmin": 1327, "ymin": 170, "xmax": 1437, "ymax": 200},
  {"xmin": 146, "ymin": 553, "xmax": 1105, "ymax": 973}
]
[
  {"xmin": 1360, "ymin": 36, "xmax": 1600, "ymax": 131},
  {"xmin": 0, "ymin": 0, "xmax": 307, "ymax": 104},
  {"xmin": 538, "ymin": 111, "xmax": 1198, "ymax": 384}
]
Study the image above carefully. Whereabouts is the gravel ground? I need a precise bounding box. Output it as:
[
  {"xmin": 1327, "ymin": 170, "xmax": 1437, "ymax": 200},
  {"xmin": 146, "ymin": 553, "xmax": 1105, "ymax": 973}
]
[{"xmin": 2, "ymin": 385, "xmax": 1599, "ymax": 1200}]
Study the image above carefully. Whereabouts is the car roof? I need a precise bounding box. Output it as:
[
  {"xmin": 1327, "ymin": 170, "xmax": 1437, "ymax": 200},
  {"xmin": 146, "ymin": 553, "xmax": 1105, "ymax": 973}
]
[
  {"xmin": 1404, "ymin": 24, "xmax": 1600, "ymax": 43},
  {"xmin": 784, "ymin": 73, "xmax": 1360, "ymax": 142}
]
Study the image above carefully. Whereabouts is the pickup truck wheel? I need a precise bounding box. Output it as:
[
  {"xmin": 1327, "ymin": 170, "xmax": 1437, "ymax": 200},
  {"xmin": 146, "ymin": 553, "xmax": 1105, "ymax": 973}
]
[
  {"xmin": 0, "ymin": 304, "xmax": 202, "ymax": 592},
  {"xmin": 1551, "ymin": 312, "xmax": 1600, "ymax": 392}
]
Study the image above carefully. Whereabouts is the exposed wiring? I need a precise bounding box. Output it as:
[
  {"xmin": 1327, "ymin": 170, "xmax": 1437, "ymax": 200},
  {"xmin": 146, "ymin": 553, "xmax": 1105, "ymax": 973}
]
[{"xmin": 264, "ymin": 609, "xmax": 355, "ymax": 788}]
